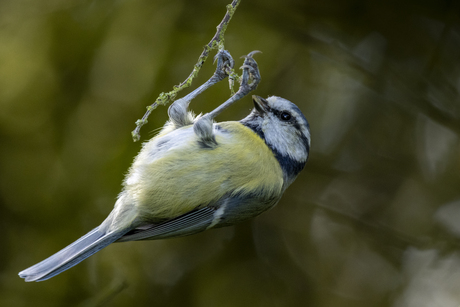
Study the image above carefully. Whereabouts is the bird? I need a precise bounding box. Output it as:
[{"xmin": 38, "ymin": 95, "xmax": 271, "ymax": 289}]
[{"xmin": 18, "ymin": 51, "xmax": 311, "ymax": 282}]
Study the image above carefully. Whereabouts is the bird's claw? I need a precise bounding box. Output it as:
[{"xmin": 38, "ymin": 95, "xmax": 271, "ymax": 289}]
[
  {"xmin": 212, "ymin": 50, "xmax": 234, "ymax": 82},
  {"xmin": 238, "ymin": 51, "xmax": 261, "ymax": 93}
]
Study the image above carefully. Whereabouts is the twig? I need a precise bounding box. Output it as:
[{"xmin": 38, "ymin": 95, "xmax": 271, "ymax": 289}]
[{"xmin": 131, "ymin": 0, "xmax": 242, "ymax": 142}]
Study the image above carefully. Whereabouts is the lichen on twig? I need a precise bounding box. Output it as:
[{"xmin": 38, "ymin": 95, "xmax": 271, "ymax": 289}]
[{"xmin": 131, "ymin": 0, "xmax": 242, "ymax": 142}]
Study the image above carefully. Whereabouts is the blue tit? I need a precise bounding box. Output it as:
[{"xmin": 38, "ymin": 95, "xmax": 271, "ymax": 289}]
[{"xmin": 19, "ymin": 51, "xmax": 310, "ymax": 282}]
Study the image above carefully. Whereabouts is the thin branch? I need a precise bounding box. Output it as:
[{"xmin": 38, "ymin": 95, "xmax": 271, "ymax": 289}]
[{"xmin": 131, "ymin": 0, "xmax": 242, "ymax": 142}]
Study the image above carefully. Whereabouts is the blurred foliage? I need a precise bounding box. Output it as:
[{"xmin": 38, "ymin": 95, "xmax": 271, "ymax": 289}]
[{"xmin": 1, "ymin": 0, "xmax": 460, "ymax": 306}]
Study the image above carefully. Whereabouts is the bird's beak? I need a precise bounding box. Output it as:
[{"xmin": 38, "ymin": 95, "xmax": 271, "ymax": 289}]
[{"xmin": 252, "ymin": 95, "xmax": 269, "ymax": 115}]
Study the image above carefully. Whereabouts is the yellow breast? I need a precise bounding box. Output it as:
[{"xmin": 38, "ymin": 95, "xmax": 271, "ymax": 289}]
[{"xmin": 124, "ymin": 121, "xmax": 284, "ymax": 222}]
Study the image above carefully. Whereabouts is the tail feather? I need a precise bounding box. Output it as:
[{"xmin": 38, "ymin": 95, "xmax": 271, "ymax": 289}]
[{"xmin": 19, "ymin": 227, "xmax": 127, "ymax": 282}]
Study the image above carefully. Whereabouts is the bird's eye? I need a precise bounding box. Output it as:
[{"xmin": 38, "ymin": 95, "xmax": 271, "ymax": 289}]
[{"xmin": 280, "ymin": 111, "xmax": 291, "ymax": 121}]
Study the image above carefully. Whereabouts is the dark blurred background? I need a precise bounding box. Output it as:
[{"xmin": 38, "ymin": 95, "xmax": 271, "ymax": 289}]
[{"xmin": 1, "ymin": 0, "xmax": 460, "ymax": 306}]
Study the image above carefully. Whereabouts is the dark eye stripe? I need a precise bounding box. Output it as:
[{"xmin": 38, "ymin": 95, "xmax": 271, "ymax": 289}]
[
  {"xmin": 280, "ymin": 111, "xmax": 291, "ymax": 121},
  {"xmin": 273, "ymin": 110, "xmax": 293, "ymax": 122}
]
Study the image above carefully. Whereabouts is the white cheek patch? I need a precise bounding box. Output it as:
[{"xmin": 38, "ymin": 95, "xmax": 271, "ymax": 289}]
[{"xmin": 262, "ymin": 116, "xmax": 308, "ymax": 162}]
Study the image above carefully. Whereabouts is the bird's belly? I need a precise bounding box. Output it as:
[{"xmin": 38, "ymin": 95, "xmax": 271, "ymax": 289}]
[{"xmin": 124, "ymin": 122, "xmax": 284, "ymax": 222}]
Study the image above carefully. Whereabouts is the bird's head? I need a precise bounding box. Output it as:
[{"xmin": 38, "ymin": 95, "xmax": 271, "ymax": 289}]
[{"xmin": 241, "ymin": 95, "xmax": 311, "ymax": 186}]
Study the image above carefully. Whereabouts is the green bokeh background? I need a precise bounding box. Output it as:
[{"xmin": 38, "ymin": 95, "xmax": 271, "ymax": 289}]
[{"xmin": 1, "ymin": 0, "xmax": 460, "ymax": 306}]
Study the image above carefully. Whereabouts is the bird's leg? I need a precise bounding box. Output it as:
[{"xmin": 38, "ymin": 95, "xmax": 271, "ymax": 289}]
[
  {"xmin": 193, "ymin": 51, "xmax": 261, "ymax": 147},
  {"xmin": 207, "ymin": 51, "xmax": 261, "ymax": 120},
  {"xmin": 168, "ymin": 50, "xmax": 234, "ymax": 128}
]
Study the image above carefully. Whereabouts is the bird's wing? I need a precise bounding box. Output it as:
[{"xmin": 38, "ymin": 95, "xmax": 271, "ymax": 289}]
[
  {"xmin": 117, "ymin": 193, "xmax": 280, "ymax": 242},
  {"xmin": 117, "ymin": 206, "xmax": 216, "ymax": 242}
]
